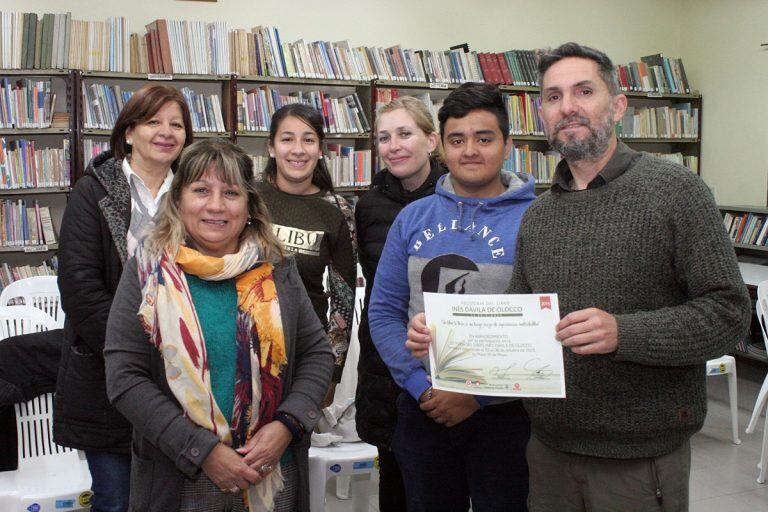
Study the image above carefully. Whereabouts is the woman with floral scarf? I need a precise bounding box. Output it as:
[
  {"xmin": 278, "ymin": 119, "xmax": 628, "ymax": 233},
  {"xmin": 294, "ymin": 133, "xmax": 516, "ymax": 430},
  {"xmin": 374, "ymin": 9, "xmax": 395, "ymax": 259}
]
[{"xmin": 104, "ymin": 138, "xmax": 332, "ymax": 512}]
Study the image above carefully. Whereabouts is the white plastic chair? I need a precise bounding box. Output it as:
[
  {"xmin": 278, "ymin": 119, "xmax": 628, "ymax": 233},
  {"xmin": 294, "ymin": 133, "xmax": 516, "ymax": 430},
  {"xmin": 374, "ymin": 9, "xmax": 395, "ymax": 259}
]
[
  {"xmin": 0, "ymin": 305, "xmax": 92, "ymax": 511},
  {"xmin": 308, "ymin": 442, "xmax": 378, "ymax": 512},
  {"xmin": 310, "ymin": 282, "xmax": 377, "ymax": 511},
  {"xmin": 706, "ymin": 355, "xmax": 740, "ymax": 445},
  {"xmin": 0, "ymin": 276, "xmax": 64, "ymax": 328},
  {"xmin": 746, "ymin": 279, "xmax": 768, "ymax": 483}
]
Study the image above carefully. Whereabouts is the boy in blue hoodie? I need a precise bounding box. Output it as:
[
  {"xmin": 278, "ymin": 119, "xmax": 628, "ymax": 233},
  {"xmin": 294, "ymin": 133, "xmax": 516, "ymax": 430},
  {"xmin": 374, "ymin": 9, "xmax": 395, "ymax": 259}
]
[{"xmin": 368, "ymin": 82, "xmax": 536, "ymax": 512}]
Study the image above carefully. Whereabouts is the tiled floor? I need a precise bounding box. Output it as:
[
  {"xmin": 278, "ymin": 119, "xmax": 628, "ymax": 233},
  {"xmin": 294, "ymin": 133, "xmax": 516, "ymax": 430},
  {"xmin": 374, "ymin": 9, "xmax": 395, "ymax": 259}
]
[{"xmin": 323, "ymin": 358, "xmax": 768, "ymax": 512}]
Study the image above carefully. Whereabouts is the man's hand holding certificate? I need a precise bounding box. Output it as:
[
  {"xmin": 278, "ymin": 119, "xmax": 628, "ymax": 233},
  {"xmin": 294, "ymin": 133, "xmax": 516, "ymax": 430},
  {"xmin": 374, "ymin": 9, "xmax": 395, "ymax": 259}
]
[{"xmin": 423, "ymin": 293, "xmax": 566, "ymax": 398}]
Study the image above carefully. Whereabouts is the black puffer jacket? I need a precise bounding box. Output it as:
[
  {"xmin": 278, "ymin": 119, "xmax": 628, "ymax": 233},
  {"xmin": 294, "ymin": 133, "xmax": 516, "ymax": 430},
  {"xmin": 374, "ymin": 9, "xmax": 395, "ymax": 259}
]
[
  {"xmin": 54, "ymin": 151, "xmax": 132, "ymax": 452},
  {"xmin": 354, "ymin": 159, "xmax": 446, "ymax": 447}
]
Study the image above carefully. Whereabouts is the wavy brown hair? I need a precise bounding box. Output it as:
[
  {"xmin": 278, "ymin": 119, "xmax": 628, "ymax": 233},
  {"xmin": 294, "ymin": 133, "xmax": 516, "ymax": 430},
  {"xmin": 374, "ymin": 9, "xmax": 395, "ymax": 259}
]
[
  {"xmin": 110, "ymin": 84, "xmax": 194, "ymax": 164},
  {"xmin": 147, "ymin": 139, "xmax": 285, "ymax": 262}
]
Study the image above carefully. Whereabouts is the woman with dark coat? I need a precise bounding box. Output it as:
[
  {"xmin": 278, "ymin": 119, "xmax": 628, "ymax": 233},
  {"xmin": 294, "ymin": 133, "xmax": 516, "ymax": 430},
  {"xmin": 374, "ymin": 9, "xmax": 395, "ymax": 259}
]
[
  {"xmin": 54, "ymin": 85, "xmax": 193, "ymax": 512},
  {"xmin": 355, "ymin": 96, "xmax": 446, "ymax": 512}
]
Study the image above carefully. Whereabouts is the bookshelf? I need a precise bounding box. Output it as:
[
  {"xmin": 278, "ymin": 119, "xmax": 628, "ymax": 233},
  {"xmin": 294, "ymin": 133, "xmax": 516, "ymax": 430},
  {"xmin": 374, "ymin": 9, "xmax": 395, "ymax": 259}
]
[
  {"xmin": 0, "ymin": 69, "xmax": 74, "ymax": 276},
  {"xmin": 372, "ymin": 80, "xmax": 702, "ymax": 190},
  {"xmin": 718, "ymin": 205, "xmax": 768, "ymax": 364},
  {"xmin": 77, "ymin": 71, "xmax": 233, "ymax": 179}
]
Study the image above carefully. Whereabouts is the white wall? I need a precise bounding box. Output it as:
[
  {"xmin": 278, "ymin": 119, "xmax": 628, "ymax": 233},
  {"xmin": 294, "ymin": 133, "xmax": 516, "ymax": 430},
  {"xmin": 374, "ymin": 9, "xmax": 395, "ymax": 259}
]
[
  {"xmin": 680, "ymin": 0, "xmax": 767, "ymax": 207},
  {"xmin": 5, "ymin": 0, "xmax": 764, "ymax": 205},
  {"xmin": 0, "ymin": 0, "xmax": 682, "ymax": 63}
]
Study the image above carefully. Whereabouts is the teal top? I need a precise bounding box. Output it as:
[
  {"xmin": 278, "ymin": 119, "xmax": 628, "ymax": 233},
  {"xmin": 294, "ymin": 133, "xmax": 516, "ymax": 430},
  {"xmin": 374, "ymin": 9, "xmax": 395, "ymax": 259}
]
[
  {"xmin": 186, "ymin": 274, "xmax": 238, "ymax": 424},
  {"xmin": 185, "ymin": 273, "xmax": 294, "ymax": 465}
]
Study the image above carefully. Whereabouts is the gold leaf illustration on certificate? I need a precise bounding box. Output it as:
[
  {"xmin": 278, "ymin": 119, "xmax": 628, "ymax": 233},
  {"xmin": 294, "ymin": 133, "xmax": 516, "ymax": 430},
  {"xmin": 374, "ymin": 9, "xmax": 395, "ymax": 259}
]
[{"xmin": 424, "ymin": 292, "xmax": 566, "ymax": 398}]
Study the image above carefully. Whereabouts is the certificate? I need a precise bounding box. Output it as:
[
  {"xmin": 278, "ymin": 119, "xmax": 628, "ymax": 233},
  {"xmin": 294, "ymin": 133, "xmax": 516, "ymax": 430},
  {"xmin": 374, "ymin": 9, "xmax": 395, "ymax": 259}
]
[{"xmin": 424, "ymin": 292, "xmax": 566, "ymax": 398}]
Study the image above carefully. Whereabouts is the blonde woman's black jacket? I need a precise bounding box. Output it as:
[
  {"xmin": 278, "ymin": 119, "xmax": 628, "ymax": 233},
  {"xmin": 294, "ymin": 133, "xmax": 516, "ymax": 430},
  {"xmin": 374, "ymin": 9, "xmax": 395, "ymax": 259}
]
[{"xmin": 354, "ymin": 159, "xmax": 446, "ymax": 447}]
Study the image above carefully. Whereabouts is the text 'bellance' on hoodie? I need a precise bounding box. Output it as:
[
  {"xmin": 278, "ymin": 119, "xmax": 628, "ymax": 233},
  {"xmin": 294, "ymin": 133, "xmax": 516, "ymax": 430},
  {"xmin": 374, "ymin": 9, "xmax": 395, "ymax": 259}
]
[{"xmin": 368, "ymin": 170, "xmax": 536, "ymax": 404}]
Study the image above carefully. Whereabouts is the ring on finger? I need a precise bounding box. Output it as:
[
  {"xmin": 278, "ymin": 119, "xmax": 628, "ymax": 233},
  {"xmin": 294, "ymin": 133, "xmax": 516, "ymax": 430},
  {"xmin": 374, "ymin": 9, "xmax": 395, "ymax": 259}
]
[
  {"xmin": 258, "ymin": 462, "xmax": 274, "ymax": 475},
  {"xmin": 229, "ymin": 486, "xmax": 240, "ymax": 493}
]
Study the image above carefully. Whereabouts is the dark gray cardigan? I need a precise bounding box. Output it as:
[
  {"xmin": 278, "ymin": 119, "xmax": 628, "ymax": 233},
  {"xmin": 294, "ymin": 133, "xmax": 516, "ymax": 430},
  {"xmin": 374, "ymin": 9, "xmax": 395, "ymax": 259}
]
[{"xmin": 105, "ymin": 256, "xmax": 332, "ymax": 512}]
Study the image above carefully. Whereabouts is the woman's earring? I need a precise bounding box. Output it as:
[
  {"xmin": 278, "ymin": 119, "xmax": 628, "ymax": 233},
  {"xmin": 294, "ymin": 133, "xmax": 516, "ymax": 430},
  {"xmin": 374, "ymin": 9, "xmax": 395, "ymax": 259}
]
[
  {"xmin": 126, "ymin": 140, "xmax": 133, "ymax": 145},
  {"xmin": 246, "ymin": 217, "xmax": 254, "ymax": 226}
]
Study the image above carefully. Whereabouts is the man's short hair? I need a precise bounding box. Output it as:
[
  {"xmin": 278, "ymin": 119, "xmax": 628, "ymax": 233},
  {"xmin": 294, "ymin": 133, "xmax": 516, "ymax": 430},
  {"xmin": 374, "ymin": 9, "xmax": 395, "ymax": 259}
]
[
  {"xmin": 537, "ymin": 42, "xmax": 621, "ymax": 96},
  {"xmin": 437, "ymin": 82, "xmax": 509, "ymax": 140}
]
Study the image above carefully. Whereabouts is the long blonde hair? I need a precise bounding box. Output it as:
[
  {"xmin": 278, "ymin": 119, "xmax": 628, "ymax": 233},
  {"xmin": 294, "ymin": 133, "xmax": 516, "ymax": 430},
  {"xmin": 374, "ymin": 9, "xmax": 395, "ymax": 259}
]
[
  {"xmin": 376, "ymin": 96, "xmax": 444, "ymax": 161},
  {"xmin": 147, "ymin": 139, "xmax": 285, "ymax": 262}
]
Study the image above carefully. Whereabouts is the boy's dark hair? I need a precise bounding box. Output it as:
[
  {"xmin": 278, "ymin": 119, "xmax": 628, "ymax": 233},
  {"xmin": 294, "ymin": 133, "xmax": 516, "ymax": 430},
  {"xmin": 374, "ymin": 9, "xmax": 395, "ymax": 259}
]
[
  {"xmin": 437, "ymin": 82, "xmax": 509, "ymax": 140},
  {"xmin": 537, "ymin": 42, "xmax": 620, "ymax": 95}
]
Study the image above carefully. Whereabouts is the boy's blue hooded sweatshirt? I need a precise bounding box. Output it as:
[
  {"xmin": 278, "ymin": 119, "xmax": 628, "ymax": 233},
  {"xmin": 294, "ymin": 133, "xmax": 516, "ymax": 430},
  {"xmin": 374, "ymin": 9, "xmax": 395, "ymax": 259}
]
[{"xmin": 368, "ymin": 170, "xmax": 536, "ymax": 404}]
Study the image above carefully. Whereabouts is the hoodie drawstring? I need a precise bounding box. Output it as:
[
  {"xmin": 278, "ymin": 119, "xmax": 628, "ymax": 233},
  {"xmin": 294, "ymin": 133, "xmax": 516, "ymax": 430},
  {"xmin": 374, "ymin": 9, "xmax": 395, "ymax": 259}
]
[
  {"xmin": 468, "ymin": 202, "xmax": 484, "ymax": 240},
  {"xmin": 456, "ymin": 201, "xmax": 484, "ymax": 240}
]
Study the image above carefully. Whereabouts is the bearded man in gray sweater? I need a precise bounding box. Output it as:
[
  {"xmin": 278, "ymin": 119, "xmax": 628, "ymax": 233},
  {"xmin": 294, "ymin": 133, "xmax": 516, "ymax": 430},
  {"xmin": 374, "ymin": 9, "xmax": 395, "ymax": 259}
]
[
  {"xmin": 512, "ymin": 42, "xmax": 750, "ymax": 511},
  {"xmin": 407, "ymin": 42, "xmax": 751, "ymax": 512}
]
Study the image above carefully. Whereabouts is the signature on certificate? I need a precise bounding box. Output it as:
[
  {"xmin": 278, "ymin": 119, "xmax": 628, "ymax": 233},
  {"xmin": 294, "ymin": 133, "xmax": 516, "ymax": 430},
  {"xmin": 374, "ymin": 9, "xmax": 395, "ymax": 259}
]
[{"xmin": 523, "ymin": 358, "xmax": 553, "ymax": 379}]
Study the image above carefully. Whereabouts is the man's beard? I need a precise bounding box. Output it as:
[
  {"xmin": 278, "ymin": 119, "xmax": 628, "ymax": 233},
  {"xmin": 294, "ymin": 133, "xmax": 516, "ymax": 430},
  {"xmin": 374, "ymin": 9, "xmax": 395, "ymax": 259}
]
[{"xmin": 547, "ymin": 109, "xmax": 615, "ymax": 162}]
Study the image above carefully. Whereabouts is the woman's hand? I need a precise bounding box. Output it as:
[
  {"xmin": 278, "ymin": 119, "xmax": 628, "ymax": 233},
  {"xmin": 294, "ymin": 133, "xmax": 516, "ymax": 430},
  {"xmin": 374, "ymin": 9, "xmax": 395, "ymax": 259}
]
[
  {"xmin": 419, "ymin": 389, "xmax": 479, "ymax": 427},
  {"xmin": 406, "ymin": 312, "xmax": 432, "ymax": 359},
  {"xmin": 236, "ymin": 421, "xmax": 292, "ymax": 476},
  {"xmin": 201, "ymin": 443, "xmax": 261, "ymax": 492}
]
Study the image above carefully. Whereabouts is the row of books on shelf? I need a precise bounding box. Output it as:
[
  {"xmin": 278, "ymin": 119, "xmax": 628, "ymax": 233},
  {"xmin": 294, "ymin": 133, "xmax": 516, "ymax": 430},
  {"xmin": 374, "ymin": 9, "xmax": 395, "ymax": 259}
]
[
  {"xmin": 180, "ymin": 88, "xmax": 226, "ymax": 133},
  {"xmin": 616, "ymin": 104, "xmax": 699, "ymax": 139},
  {"xmin": 723, "ymin": 211, "xmax": 768, "ymax": 247},
  {"xmin": 82, "ymin": 82, "xmax": 226, "ymax": 133},
  {"xmin": 237, "ymin": 88, "xmax": 370, "ymax": 134},
  {"xmin": 0, "ymin": 198, "xmax": 57, "ymax": 247},
  {"xmin": 325, "ymin": 146, "xmax": 371, "ymax": 187},
  {"xmin": 1, "ymin": 11, "xmax": 698, "ymax": 92},
  {"xmin": 83, "ymin": 139, "xmax": 110, "ymax": 164},
  {"xmin": 617, "ymin": 54, "xmax": 691, "ymax": 94},
  {"xmin": 0, "ymin": 77, "xmax": 57, "ymax": 128},
  {"xmin": 503, "ymin": 146, "xmax": 560, "ymax": 185},
  {"xmin": 376, "ymin": 88, "xmax": 547, "ymax": 137},
  {"xmin": 82, "ymin": 82, "xmax": 133, "ymax": 130},
  {"xmin": 0, "ymin": 137, "xmax": 70, "ymax": 189},
  {"xmin": 0, "ymin": 12, "xmax": 130, "ymax": 72},
  {"xmin": 653, "ymin": 152, "xmax": 698, "ymax": 173},
  {"xmin": 0, "ymin": 256, "xmax": 57, "ymax": 290},
  {"xmin": 506, "ymin": 93, "xmax": 544, "ymax": 136}
]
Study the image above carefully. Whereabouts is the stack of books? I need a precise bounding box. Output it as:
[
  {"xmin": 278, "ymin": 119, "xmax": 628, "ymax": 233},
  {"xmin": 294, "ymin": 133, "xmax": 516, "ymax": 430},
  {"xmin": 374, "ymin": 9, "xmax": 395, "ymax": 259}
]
[
  {"xmin": 179, "ymin": 87, "xmax": 226, "ymax": 133},
  {"xmin": 723, "ymin": 211, "xmax": 768, "ymax": 247},
  {"xmin": 504, "ymin": 146, "xmax": 560, "ymax": 185},
  {"xmin": 505, "ymin": 93, "xmax": 544, "ymax": 136},
  {"xmin": 325, "ymin": 145, "xmax": 371, "ymax": 187},
  {"xmin": 617, "ymin": 104, "xmax": 698, "ymax": 139},
  {"xmin": 0, "ymin": 137, "xmax": 70, "ymax": 189},
  {"xmin": 0, "ymin": 12, "xmax": 130, "ymax": 72},
  {"xmin": 0, "ymin": 78, "xmax": 56, "ymax": 128},
  {"xmin": 238, "ymin": 88, "xmax": 369, "ymax": 134},
  {"xmin": 82, "ymin": 139, "xmax": 110, "ymax": 165},
  {"xmin": 615, "ymin": 54, "xmax": 691, "ymax": 94},
  {"xmin": 82, "ymin": 82, "xmax": 134, "ymax": 130},
  {"xmin": 653, "ymin": 152, "xmax": 698, "ymax": 172},
  {"xmin": 0, "ymin": 255, "xmax": 58, "ymax": 289},
  {"xmin": 477, "ymin": 50, "xmax": 539, "ymax": 86},
  {"xmin": 0, "ymin": 197, "xmax": 57, "ymax": 247}
]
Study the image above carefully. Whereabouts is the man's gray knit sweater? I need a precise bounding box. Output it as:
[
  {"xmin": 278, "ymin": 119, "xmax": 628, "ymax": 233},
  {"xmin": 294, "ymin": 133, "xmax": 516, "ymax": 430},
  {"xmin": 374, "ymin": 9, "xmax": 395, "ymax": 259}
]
[{"xmin": 507, "ymin": 152, "xmax": 751, "ymax": 459}]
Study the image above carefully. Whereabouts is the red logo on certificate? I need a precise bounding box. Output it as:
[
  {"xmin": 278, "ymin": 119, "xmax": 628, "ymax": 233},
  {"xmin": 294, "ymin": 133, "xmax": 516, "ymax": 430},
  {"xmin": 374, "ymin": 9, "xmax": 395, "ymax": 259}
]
[{"xmin": 539, "ymin": 296, "xmax": 551, "ymax": 310}]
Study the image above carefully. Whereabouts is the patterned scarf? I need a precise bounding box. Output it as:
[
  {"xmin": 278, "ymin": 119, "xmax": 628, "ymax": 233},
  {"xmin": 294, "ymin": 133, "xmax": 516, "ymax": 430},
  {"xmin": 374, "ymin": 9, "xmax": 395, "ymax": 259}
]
[{"xmin": 136, "ymin": 241, "xmax": 287, "ymax": 511}]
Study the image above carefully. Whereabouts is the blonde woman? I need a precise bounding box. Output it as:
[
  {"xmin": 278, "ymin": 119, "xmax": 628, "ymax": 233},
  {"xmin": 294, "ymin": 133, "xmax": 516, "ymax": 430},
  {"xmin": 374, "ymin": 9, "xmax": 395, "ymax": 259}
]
[{"xmin": 355, "ymin": 96, "xmax": 446, "ymax": 511}]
